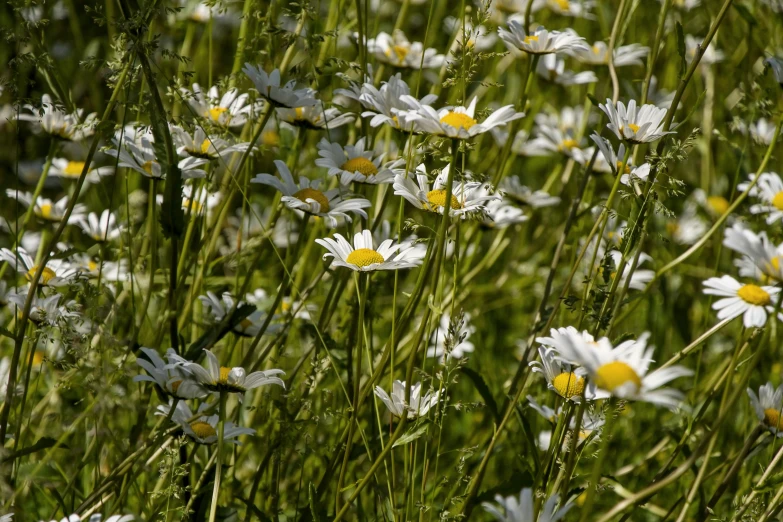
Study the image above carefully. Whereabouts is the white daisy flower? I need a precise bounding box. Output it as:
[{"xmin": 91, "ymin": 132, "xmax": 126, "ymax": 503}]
[
  {"xmin": 500, "ymin": 177, "xmax": 561, "ymax": 208},
  {"xmin": 567, "ymin": 42, "xmax": 649, "ymax": 67},
  {"xmin": 251, "ymin": 160, "xmax": 371, "ymax": 227},
  {"xmin": 427, "ymin": 312, "xmax": 476, "ymax": 360},
  {"xmin": 737, "ymin": 172, "xmax": 783, "ymax": 224},
  {"xmin": 490, "ymin": 128, "xmax": 542, "ymax": 157},
  {"xmin": 702, "ymin": 275, "xmax": 781, "ymax": 328},
  {"xmin": 157, "ymin": 400, "xmax": 256, "ymax": 445},
  {"xmin": 180, "ymin": 83, "xmax": 257, "ymax": 128},
  {"xmin": 341, "ymin": 73, "xmax": 438, "ymax": 131},
  {"xmin": 49, "ymin": 158, "xmax": 113, "ymax": 184},
  {"xmin": 8, "ymin": 292, "xmax": 82, "ymax": 326},
  {"xmin": 156, "ymin": 184, "xmax": 221, "ymax": 218},
  {"xmin": 171, "ymin": 125, "xmax": 253, "ymax": 160},
  {"xmin": 744, "ymin": 118, "xmax": 779, "ymax": 145},
  {"xmin": 6, "ymin": 190, "xmax": 86, "ymax": 223},
  {"xmin": 75, "ymin": 210, "xmax": 123, "ymax": 242},
  {"xmin": 242, "ymin": 64, "xmax": 317, "ymax": 108},
  {"xmin": 444, "ymin": 18, "xmax": 498, "ymax": 56},
  {"xmin": 748, "ymin": 383, "xmax": 783, "ymax": 437},
  {"xmin": 365, "ymin": 30, "xmax": 445, "ymax": 69},
  {"xmin": 498, "ymin": 22, "xmax": 588, "ymax": 55},
  {"xmin": 529, "ymin": 346, "xmax": 598, "ymax": 401},
  {"xmin": 550, "ymin": 331, "xmax": 693, "ymax": 409},
  {"xmin": 374, "ymin": 380, "xmax": 440, "ymax": 419},
  {"xmin": 669, "ymin": 208, "xmax": 708, "ymax": 246},
  {"xmin": 484, "ymin": 199, "xmax": 529, "ymax": 228},
  {"xmin": 0, "ymin": 247, "xmax": 81, "ymax": 287},
  {"xmin": 17, "ymin": 94, "xmax": 97, "ymax": 141},
  {"xmin": 104, "ymin": 133, "xmax": 207, "ymax": 179},
  {"xmin": 395, "ymin": 96, "xmax": 524, "ymax": 139},
  {"xmin": 315, "ymin": 137, "xmax": 404, "ymax": 184},
  {"xmin": 393, "ymin": 163, "xmax": 498, "ymax": 216},
  {"xmin": 544, "ymin": 0, "xmax": 595, "ymax": 17},
  {"xmin": 315, "ymin": 229, "xmax": 425, "ymax": 272},
  {"xmin": 199, "ymin": 291, "xmax": 281, "ymax": 338},
  {"xmin": 134, "ymin": 347, "xmax": 207, "ymax": 399},
  {"xmin": 482, "ymin": 488, "xmax": 573, "ymax": 522},
  {"xmin": 528, "ymin": 396, "xmax": 605, "ymax": 451},
  {"xmin": 667, "ymin": 0, "xmax": 701, "ymax": 10},
  {"xmin": 39, "ymin": 514, "xmax": 134, "ymax": 522},
  {"xmin": 174, "ymin": 348, "xmax": 285, "ymax": 395},
  {"xmin": 536, "ymin": 54, "xmax": 597, "ymax": 85},
  {"xmin": 524, "ymin": 120, "xmax": 584, "ymax": 159},
  {"xmin": 723, "ymin": 224, "xmax": 783, "ymax": 282},
  {"xmin": 599, "ymin": 98, "xmax": 674, "ymax": 143},
  {"xmin": 601, "ymin": 249, "xmax": 655, "ymax": 291},
  {"xmin": 276, "ymin": 104, "xmax": 355, "ymax": 130},
  {"xmin": 685, "ymin": 35, "xmax": 724, "ymax": 66}
]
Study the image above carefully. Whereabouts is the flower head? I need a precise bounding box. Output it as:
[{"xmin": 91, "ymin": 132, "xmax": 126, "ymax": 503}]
[
  {"xmin": 18, "ymin": 94, "xmax": 96, "ymax": 141},
  {"xmin": 365, "ymin": 31, "xmax": 445, "ymax": 69},
  {"xmin": 243, "ymin": 65, "xmax": 317, "ymax": 109},
  {"xmin": 316, "ymin": 137, "xmax": 404, "ymax": 184},
  {"xmin": 393, "ymin": 164, "xmax": 498, "ymax": 217},
  {"xmin": 374, "ymin": 380, "xmax": 440, "ymax": 418},
  {"xmin": 180, "ymin": 84, "xmax": 257, "ymax": 128},
  {"xmin": 499, "ymin": 22, "xmax": 588, "ymax": 55},
  {"xmin": 158, "ymin": 400, "xmax": 256, "ymax": 444},
  {"xmin": 748, "ymin": 383, "xmax": 783, "ymax": 437},
  {"xmin": 134, "ymin": 347, "xmax": 207, "ymax": 399},
  {"xmin": 482, "ymin": 488, "xmax": 572, "ymax": 522},
  {"xmin": 316, "ymin": 230, "xmax": 424, "ymax": 272},
  {"xmin": 175, "ymin": 349, "xmax": 285, "ymax": 395},
  {"xmin": 599, "ymin": 99, "xmax": 673, "ymax": 143},
  {"xmin": 395, "ymin": 96, "xmax": 523, "ymax": 139},
  {"xmin": 703, "ymin": 275, "xmax": 781, "ymax": 328}
]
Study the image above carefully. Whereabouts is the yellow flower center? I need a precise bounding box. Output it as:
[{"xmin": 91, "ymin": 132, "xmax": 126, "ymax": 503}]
[
  {"xmin": 294, "ymin": 107, "xmax": 305, "ymax": 120},
  {"xmin": 218, "ymin": 366, "xmax": 232, "ymax": 383},
  {"xmin": 207, "ymin": 107, "xmax": 228, "ymax": 122},
  {"xmin": 32, "ymin": 351, "xmax": 45, "ymax": 366},
  {"xmin": 626, "ymin": 123, "xmax": 640, "ymax": 133},
  {"xmin": 171, "ymin": 380, "xmax": 182, "ymax": 394},
  {"xmin": 592, "ymin": 44, "xmax": 602, "ymax": 55},
  {"xmin": 552, "ymin": 372, "xmax": 585, "ymax": 399},
  {"xmin": 200, "ymin": 139, "xmax": 212, "ymax": 155},
  {"xmin": 764, "ymin": 408, "xmax": 783, "ymax": 431},
  {"xmin": 707, "ymin": 196, "xmax": 730, "ymax": 215},
  {"xmin": 616, "ymin": 161, "xmax": 631, "ymax": 174},
  {"xmin": 552, "ymin": 0, "xmax": 570, "ymax": 9},
  {"xmin": 772, "ymin": 191, "xmax": 783, "ymax": 211},
  {"xmin": 27, "ymin": 266, "xmax": 56, "ymax": 285},
  {"xmin": 63, "ymin": 161, "xmax": 86, "ymax": 177},
  {"xmin": 524, "ymin": 35, "xmax": 539, "ymax": 44},
  {"xmin": 440, "ymin": 111, "xmax": 477, "ymax": 131},
  {"xmin": 88, "ymin": 260, "xmax": 98, "ymax": 272},
  {"xmin": 239, "ymin": 318, "xmax": 254, "ymax": 331},
  {"xmin": 183, "ymin": 198, "xmax": 204, "ymax": 213},
  {"xmin": 560, "ymin": 139, "xmax": 579, "ymax": 150},
  {"xmin": 594, "ymin": 361, "xmax": 642, "ymax": 392},
  {"xmin": 346, "ymin": 248, "xmax": 385, "ymax": 267},
  {"xmin": 426, "ymin": 189, "xmax": 462, "ymax": 210},
  {"xmin": 262, "ymin": 130, "xmax": 280, "ymax": 147},
  {"xmin": 190, "ymin": 421, "xmax": 217, "ymax": 439},
  {"xmin": 38, "ymin": 203, "xmax": 53, "ymax": 219},
  {"xmin": 341, "ymin": 157, "xmax": 378, "ymax": 176},
  {"xmin": 141, "ymin": 160, "xmax": 157, "ymax": 176},
  {"xmin": 385, "ymin": 44, "xmax": 410, "ymax": 64},
  {"xmin": 737, "ymin": 284, "xmax": 771, "ymax": 306},
  {"xmin": 293, "ymin": 188, "xmax": 330, "ymax": 212}
]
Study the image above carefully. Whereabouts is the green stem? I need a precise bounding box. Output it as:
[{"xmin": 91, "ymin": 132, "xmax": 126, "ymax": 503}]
[{"xmin": 208, "ymin": 391, "xmax": 228, "ymax": 522}]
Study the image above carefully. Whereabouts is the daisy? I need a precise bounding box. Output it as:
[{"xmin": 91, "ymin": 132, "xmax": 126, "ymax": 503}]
[
  {"xmin": 175, "ymin": 348, "xmax": 285, "ymax": 394},
  {"xmin": 17, "ymin": 94, "xmax": 97, "ymax": 141},
  {"xmin": 601, "ymin": 250, "xmax": 655, "ymax": 291},
  {"xmin": 374, "ymin": 380, "xmax": 440, "ymax": 419},
  {"xmin": 75, "ymin": 210, "xmax": 122, "ymax": 242},
  {"xmin": 498, "ymin": 22, "xmax": 588, "ymax": 55},
  {"xmin": 668, "ymin": 207, "xmax": 707, "ymax": 246},
  {"xmin": 500, "ymin": 177, "xmax": 561, "ymax": 208},
  {"xmin": 276, "ymin": 104, "xmax": 355, "ymax": 130},
  {"xmin": 447, "ymin": 19, "xmax": 498, "ymax": 54},
  {"xmin": 156, "ymin": 184, "xmax": 221, "ymax": 218},
  {"xmin": 748, "ymin": 383, "xmax": 783, "ymax": 437},
  {"xmin": 158, "ymin": 400, "xmax": 256, "ymax": 445},
  {"xmin": 544, "ymin": 0, "xmax": 594, "ymax": 17},
  {"xmin": 528, "ymin": 396, "xmax": 605, "ymax": 451},
  {"xmin": 723, "ymin": 224, "xmax": 783, "ymax": 282},
  {"xmin": 315, "ymin": 137, "xmax": 404, "ymax": 184},
  {"xmin": 482, "ymin": 488, "xmax": 572, "ymax": 522},
  {"xmin": 736, "ymin": 172, "xmax": 783, "ymax": 224},
  {"xmin": 8, "ymin": 292, "xmax": 82, "ymax": 326},
  {"xmin": 49, "ymin": 157, "xmax": 114, "ymax": 184},
  {"xmin": 427, "ymin": 312, "xmax": 476, "ymax": 360},
  {"xmin": 396, "ymin": 96, "xmax": 524, "ymax": 139},
  {"xmin": 599, "ymin": 99, "xmax": 674, "ymax": 143},
  {"xmin": 171, "ymin": 125, "xmax": 252, "ymax": 161},
  {"xmin": 134, "ymin": 347, "xmax": 207, "ymax": 399},
  {"xmin": 251, "ymin": 160, "xmax": 371, "ymax": 227},
  {"xmin": 104, "ymin": 134, "xmax": 207, "ymax": 179},
  {"xmin": 484, "ymin": 199, "xmax": 529, "ymax": 228},
  {"xmin": 199, "ymin": 291, "xmax": 281, "ymax": 338},
  {"xmin": 702, "ymin": 275, "xmax": 781, "ymax": 328},
  {"xmin": 316, "ymin": 229, "xmax": 424, "ymax": 272},
  {"xmin": 567, "ymin": 42, "xmax": 649, "ymax": 67},
  {"xmin": 524, "ymin": 120, "xmax": 585, "ymax": 159},
  {"xmin": 365, "ymin": 30, "xmax": 445, "ymax": 69},
  {"xmin": 180, "ymin": 83, "xmax": 257, "ymax": 128},
  {"xmin": 394, "ymin": 164, "xmax": 498, "ymax": 217},
  {"xmin": 550, "ymin": 330, "xmax": 693, "ymax": 409},
  {"xmin": 744, "ymin": 118, "xmax": 779, "ymax": 145},
  {"xmin": 0, "ymin": 247, "xmax": 82, "ymax": 287},
  {"xmin": 529, "ymin": 346, "xmax": 597, "ymax": 401},
  {"xmin": 40, "ymin": 515, "xmax": 134, "ymax": 522},
  {"xmin": 242, "ymin": 64, "xmax": 317, "ymax": 108},
  {"xmin": 536, "ymin": 54, "xmax": 597, "ymax": 85},
  {"xmin": 7, "ymin": 190, "xmax": 86, "ymax": 223}
]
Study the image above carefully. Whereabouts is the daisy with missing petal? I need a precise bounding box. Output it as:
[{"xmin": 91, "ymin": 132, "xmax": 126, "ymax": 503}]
[
  {"xmin": 567, "ymin": 42, "xmax": 649, "ymax": 67},
  {"xmin": 134, "ymin": 347, "xmax": 207, "ymax": 399},
  {"xmin": 158, "ymin": 400, "xmax": 256, "ymax": 445},
  {"xmin": 49, "ymin": 157, "xmax": 113, "ymax": 184},
  {"xmin": 171, "ymin": 126, "xmax": 252, "ymax": 161},
  {"xmin": 176, "ymin": 349, "xmax": 285, "ymax": 395},
  {"xmin": 105, "ymin": 134, "xmax": 207, "ymax": 179},
  {"xmin": 723, "ymin": 224, "xmax": 783, "ymax": 282},
  {"xmin": 530, "ymin": 346, "xmax": 596, "ymax": 401},
  {"xmin": 180, "ymin": 84, "xmax": 257, "ymax": 128},
  {"xmin": 76, "ymin": 210, "xmax": 122, "ymax": 242},
  {"xmin": 748, "ymin": 383, "xmax": 783, "ymax": 437},
  {"xmin": 482, "ymin": 488, "xmax": 573, "ymax": 522},
  {"xmin": 484, "ymin": 199, "xmax": 529, "ymax": 228},
  {"xmin": 251, "ymin": 160, "xmax": 371, "ymax": 227},
  {"xmin": 498, "ymin": 22, "xmax": 588, "ymax": 55},
  {"xmin": 277, "ymin": 104, "xmax": 355, "ymax": 130},
  {"xmin": 316, "ymin": 229, "xmax": 425, "ymax": 272},
  {"xmin": 536, "ymin": 54, "xmax": 597, "ymax": 85},
  {"xmin": 702, "ymin": 275, "xmax": 781, "ymax": 328},
  {"xmin": 374, "ymin": 380, "xmax": 440, "ymax": 419},
  {"xmin": 550, "ymin": 331, "xmax": 693, "ymax": 409},
  {"xmin": 17, "ymin": 94, "xmax": 97, "ymax": 141},
  {"xmin": 599, "ymin": 99, "xmax": 674, "ymax": 143},
  {"xmin": 346, "ymin": 73, "xmax": 438, "ymax": 131},
  {"xmin": 396, "ymin": 96, "xmax": 523, "ymax": 140},
  {"xmin": 394, "ymin": 164, "xmax": 498, "ymax": 217},
  {"xmin": 500, "ymin": 177, "xmax": 561, "ymax": 208},
  {"xmin": 315, "ymin": 137, "xmax": 404, "ymax": 185},
  {"xmin": 365, "ymin": 31, "xmax": 445, "ymax": 69},
  {"xmin": 738, "ymin": 172, "xmax": 783, "ymax": 224},
  {"xmin": 242, "ymin": 64, "xmax": 317, "ymax": 108},
  {"xmin": 199, "ymin": 291, "xmax": 281, "ymax": 338},
  {"xmin": 0, "ymin": 247, "xmax": 81, "ymax": 287}
]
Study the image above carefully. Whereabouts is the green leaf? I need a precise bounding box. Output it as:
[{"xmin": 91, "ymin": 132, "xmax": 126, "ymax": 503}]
[
  {"xmin": 184, "ymin": 303, "xmax": 257, "ymax": 360},
  {"xmin": 392, "ymin": 421, "xmax": 430, "ymax": 447},
  {"xmin": 2, "ymin": 437, "xmax": 67, "ymax": 463},
  {"xmin": 309, "ymin": 483, "xmax": 321, "ymax": 522},
  {"xmin": 732, "ymin": 3, "xmax": 756, "ymax": 26},
  {"xmin": 461, "ymin": 367, "xmax": 501, "ymax": 423},
  {"xmin": 585, "ymin": 92, "xmax": 601, "ymax": 108},
  {"xmin": 675, "ymin": 22, "xmax": 686, "ymax": 80}
]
